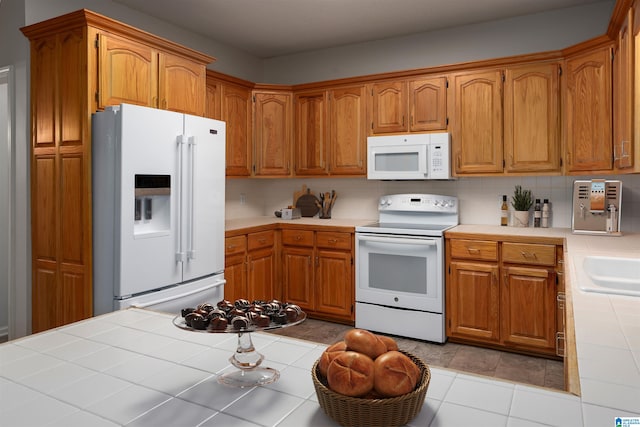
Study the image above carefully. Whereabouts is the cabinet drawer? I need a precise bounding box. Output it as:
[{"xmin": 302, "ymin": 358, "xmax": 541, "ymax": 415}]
[
  {"xmin": 450, "ymin": 239, "xmax": 498, "ymax": 261},
  {"xmin": 282, "ymin": 229, "xmax": 314, "ymax": 247},
  {"xmin": 316, "ymin": 231, "xmax": 351, "ymax": 250},
  {"xmin": 502, "ymin": 242, "xmax": 556, "ymax": 266},
  {"xmin": 225, "ymin": 235, "xmax": 247, "ymax": 255},
  {"xmin": 248, "ymin": 230, "xmax": 275, "ymax": 251}
]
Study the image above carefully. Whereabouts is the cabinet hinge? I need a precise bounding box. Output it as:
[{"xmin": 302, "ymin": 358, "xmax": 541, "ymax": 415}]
[
  {"xmin": 94, "ymin": 38, "xmax": 99, "ymax": 49},
  {"xmin": 446, "ymin": 79, "xmax": 449, "ymax": 88},
  {"xmin": 503, "ymin": 159, "xmax": 506, "ymax": 168},
  {"xmin": 502, "ymin": 73, "xmax": 506, "ymax": 82},
  {"xmin": 252, "ymin": 95, "xmax": 256, "ymax": 102},
  {"xmin": 558, "ymin": 66, "xmax": 562, "ymax": 76},
  {"xmin": 559, "ymin": 157, "xmax": 563, "ymax": 167},
  {"xmin": 351, "ymin": 305, "xmax": 354, "ymax": 314},
  {"xmin": 448, "ymin": 266, "xmax": 451, "ymax": 274},
  {"xmin": 446, "ymin": 117, "xmax": 449, "ymax": 126},
  {"xmin": 95, "ymin": 92, "xmax": 99, "ymax": 102}
]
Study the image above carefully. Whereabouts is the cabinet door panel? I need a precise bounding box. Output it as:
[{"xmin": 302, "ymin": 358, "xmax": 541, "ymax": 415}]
[
  {"xmin": 282, "ymin": 246, "xmax": 314, "ymax": 311},
  {"xmin": 448, "ymin": 261, "xmax": 500, "ymax": 342},
  {"xmin": 247, "ymin": 247, "xmax": 276, "ymax": 301},
  {"xmin": 370, "ymin": 81, "xmax": 407, "ymax": 134},
  {"xmin": 295, "ymin": 92, "xmax": 328, "ymax": 175},
  {"xmin": 565, "ymin": 47, "xmax": 613, "ymax": 172},
  {"xmin": 451, "ymin": 70, "xmax": 503, "ymax": 174},
  {"xmin": 504, "ymin": 63, "xmax": 560, "ymax": 173},
  {"xmin": 316, "ymin": 249, "xmax": 353, "ymax": 318},
  {"xmin": 502, "ymin": 266, "xmax": 556, "ymax": 351},
  {"xmin": 224, "ymin": 253, "xmax": 247, "ymax": 302},
  {"xmin": 159, "ymin": 52, "xmax": 206, "ymax": 116},
  {"xmin": 254, "ymin": 92, "xmax": 292, "ymax": 176},
  {"xmin": 31, "ymin": 37, "xmax": 57, "ymax": 148},
  {"xmin": 222, "ymin": 84, "xmax": 252, "ymax": 176},
  {"xmin": 410, "ymin": 77, "xmax": 447, "ymax": 131},
  {"xmin": 329, "ymin": 86, "xmax": 367, "ymax": 175},
  {"xmin": 614, "ymin": 10, "xmax": 634, "ymax": 170},
  {"xmin": 98, "ymin": 32, "xmax": 157, "ymax": 109}
]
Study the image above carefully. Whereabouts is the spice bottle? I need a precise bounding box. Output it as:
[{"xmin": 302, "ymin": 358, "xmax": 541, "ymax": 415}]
[
  {"xmin": 500, "ymin": 195, "xmax": 508, "ymax": 226},
  {"xmin": 541, "ymin": 199, "xmax": 550, "ymax": 228},
  {"xmin": 533, "ymin": 198, "xmax": 541, "ymax": 227}
]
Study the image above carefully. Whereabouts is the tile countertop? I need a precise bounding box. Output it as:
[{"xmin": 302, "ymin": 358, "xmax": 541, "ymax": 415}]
[
  {"xmin": 0, "ymin": 226, "xmax": 638, "ymax": 426},
  {"xmin": 225, "ymin": 216, "xmax": 375, "ymax": 232}
]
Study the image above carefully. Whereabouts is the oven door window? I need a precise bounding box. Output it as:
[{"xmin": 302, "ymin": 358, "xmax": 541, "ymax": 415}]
[{"xmin": 356, "ymin": 234, "xmax": 443, "ymax": 313}]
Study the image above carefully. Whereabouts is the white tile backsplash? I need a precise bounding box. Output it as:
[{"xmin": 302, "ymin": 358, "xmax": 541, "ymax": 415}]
[{"xmin": 226, "ymin": 174, "xmax": 640, "ymax": 232}]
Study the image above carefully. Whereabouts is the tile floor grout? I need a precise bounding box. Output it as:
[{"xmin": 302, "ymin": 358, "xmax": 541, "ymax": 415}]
[{"xmin": 266, "ymin": 318, "xmax": 565, "ymax": 392}]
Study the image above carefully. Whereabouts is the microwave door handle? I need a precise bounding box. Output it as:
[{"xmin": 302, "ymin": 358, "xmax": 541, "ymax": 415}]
[
  {"xmin": 421, "ymin": 145, "xmax": 430, "ymax": 178},
  {"xmin": 359, "ymin": 236, "xmax": 437, "ymax": 246}
]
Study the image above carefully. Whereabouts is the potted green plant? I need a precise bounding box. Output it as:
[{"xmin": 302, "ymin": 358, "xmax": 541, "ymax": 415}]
[{"xmin": 511, "ymin": 185, "xmax": 533, "ymax": 227}]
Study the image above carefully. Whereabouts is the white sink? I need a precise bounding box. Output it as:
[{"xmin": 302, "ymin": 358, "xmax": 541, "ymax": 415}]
[{"xmin": 579, "ymin": 255, "xmax": 640, "ymax": 297}]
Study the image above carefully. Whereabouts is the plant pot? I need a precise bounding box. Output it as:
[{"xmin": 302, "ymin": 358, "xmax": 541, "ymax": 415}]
[{"xmin": 512, "ymin": 210, "xmax": 530, "ymax": 227}]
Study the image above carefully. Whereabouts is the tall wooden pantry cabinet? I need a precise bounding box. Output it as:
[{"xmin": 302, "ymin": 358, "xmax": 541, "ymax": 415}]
[{"xmin": 21, "ymin": 10, "xmax": 213, "ymax": 332}]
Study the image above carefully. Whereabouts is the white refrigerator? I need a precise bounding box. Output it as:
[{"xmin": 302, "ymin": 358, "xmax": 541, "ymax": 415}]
[{"xmin": 92, "ymin": 103, "xmax": 226, "ymax": 315}]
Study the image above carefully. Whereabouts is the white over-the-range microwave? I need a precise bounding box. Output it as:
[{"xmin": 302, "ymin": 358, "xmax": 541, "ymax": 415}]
[{"xmin": 367, "ymin": 133, "xmax": 452, "ymax": 180}]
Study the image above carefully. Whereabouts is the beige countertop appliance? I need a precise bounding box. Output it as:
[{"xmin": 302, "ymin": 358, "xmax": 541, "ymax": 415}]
[{"xmin": 572, "ymin": 179, "xmax": 622, "ymax": 235}]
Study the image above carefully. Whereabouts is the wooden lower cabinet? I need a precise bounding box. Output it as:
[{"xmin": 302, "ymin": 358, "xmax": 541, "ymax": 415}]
[
  {"xmin": 448, "ymin": 261, "xmax": 500, "ymax": 342},
  {"xmin": 282, "ymin": 229, "xmax": 354, "ymax": 323},
  {"xmin": 446, "ymin": 235, "xmax": 563, "ymax": 358},
  {"xmin": 224, "ymin": 230, "xmax": 276, "ymax": 303},
  {"xmin": 501, "ymin": 265, "xmax": 556, "ymax": 351}
]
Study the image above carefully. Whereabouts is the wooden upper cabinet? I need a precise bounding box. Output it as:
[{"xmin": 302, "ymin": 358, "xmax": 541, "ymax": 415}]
[
  {"xmin": 451, "ymin": 69, "xmax": 504, "ymax": 174},
  {"xmin": 221, "ymin": 83, "xmax": 252, "ymax": 176},
  {"xmin": 370, "ymin": 77, "xmax": 447, "ymax": 135},
  {"xmin": 205, "ymin": 78, "xmax": 222, "ymax": 120},
  {"xmin": 294, "ymin": 91, "xmax": 329, "ymax": 175},
  {"xmin": 97, "ymin": 32, "xmax": 207, "ymax": 116},
  {"xmin": 504, "ymin": 63, "xmax": 561, "ymax": 173},
  {"xmin": 98, "ymin": 32, "xmax": 157, "ymax": 109},
  {"xmin": 253, "ymin": 91, "xmax": 292, "ymax": 176},
  {"xmin": 158, "ymin": 52, "xmax": 206, "ymax": 116},
  {"xmin": 329, "ymin": 85, "xmax": 367, "ymax": 175},
  {"xmin": 369, "ymin": 81, "xmax": 407, "ymax": 133},
  {"xmin": 613, "ymin": 7, "xmax": 634, "ymax": 170},
  {"xmin": 565, "ymin": 46, "xmax": 613, "ymax": 173},
  {"xmin": 409, "ymin": 76, "xmax": 448, "ymax": 131}
]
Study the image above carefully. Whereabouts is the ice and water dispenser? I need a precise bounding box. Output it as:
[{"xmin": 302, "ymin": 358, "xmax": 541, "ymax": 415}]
[
  {"xmin": 572, "ymin": 179, "xmax": 622, "ymax": 235},
  {"xmin": 134, "ymin": 174, "xmax": 171, "ymax": 237}
]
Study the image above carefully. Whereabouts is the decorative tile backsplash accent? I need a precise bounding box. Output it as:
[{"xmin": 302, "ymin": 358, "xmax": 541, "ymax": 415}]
[{"xmin": 226, "ymin": 174, "xmax": 640, "ymax": 233}]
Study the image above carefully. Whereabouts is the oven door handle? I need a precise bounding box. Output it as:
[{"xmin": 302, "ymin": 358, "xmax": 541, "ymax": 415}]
[{"xmin": 358, "ymin": 235, "xmax": 437, "ymax": 246}]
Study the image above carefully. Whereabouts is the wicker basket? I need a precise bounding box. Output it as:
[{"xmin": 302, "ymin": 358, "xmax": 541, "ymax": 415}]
[{"xmin": 311, "ymin": 351, "xmax": 430, "ymax": 427}]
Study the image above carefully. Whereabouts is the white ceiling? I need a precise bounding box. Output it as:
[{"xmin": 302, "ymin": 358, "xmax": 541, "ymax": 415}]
[{"xmin": 113, "ymin": 0, "xmax": 609, "ymax": 58}]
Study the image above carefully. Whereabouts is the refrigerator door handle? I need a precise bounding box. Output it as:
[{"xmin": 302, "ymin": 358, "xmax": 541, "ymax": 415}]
[
  {"xmin": 175, "ymin": 135, "xmax": 187, "ymax": 263},
  {"xmin": 130, "ymin": 278, "xmax": 226, "ymax": 309},
  {"xmin": 187, "ymin": 135, "xmax": 197, "ymax": 260}
]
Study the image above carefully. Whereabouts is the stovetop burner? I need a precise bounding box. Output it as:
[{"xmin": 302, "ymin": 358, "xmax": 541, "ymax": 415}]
[{"xmin": 355, "ymin": 193, "xmax": 459, "ymax": 237}]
